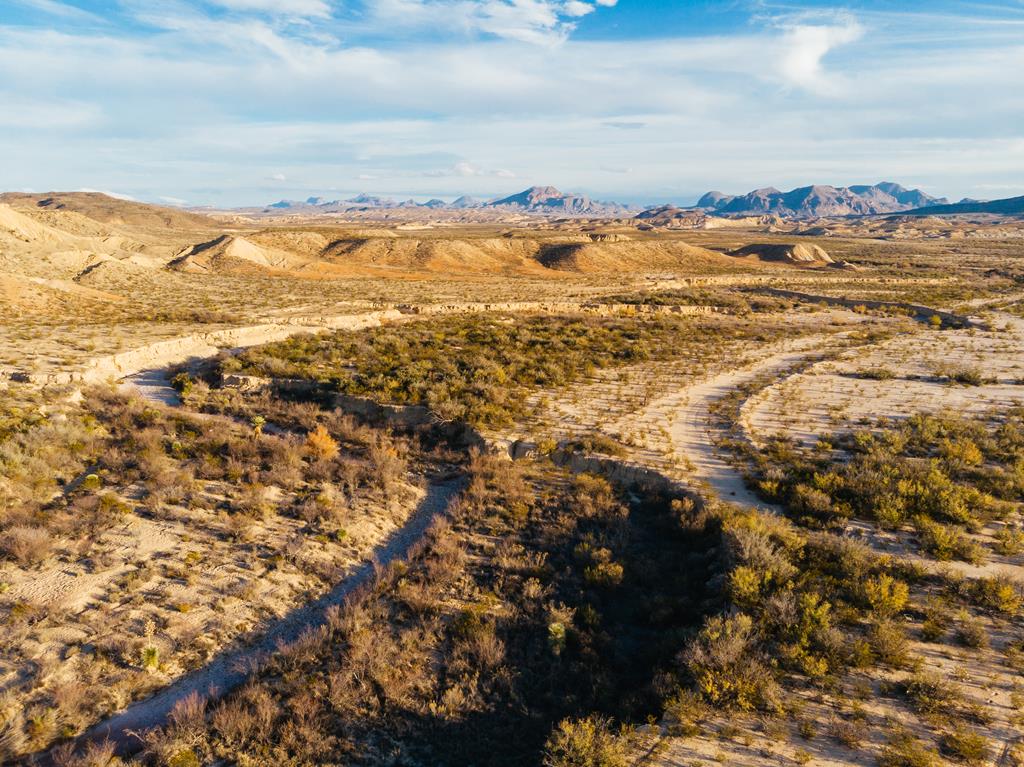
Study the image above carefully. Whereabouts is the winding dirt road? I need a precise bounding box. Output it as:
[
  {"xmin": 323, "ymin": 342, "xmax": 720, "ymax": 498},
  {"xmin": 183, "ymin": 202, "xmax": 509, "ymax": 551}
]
[{"xmin": 610, "ymin": 333, "xmax": 845, "ymax": 511}]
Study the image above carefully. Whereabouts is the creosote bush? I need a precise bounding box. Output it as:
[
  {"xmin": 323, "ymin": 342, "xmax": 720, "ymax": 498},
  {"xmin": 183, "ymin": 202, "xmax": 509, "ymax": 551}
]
[
  {"xmin": 542, "ymin": 716, "xmax": 630, "ymax": 767},
  {"xmin": 226, "ymin": 313, "xmax": 806, "ymax": 427},
  {"xmin": 940, "ymin": 729, "xmax": 991, "ymax": 765},
  {"xmin": 2, "ymin": 526, "xmax": 53, "ymax": 567},
  {"xmin": 752, "ymin": 409, "xmax": 1024, "ymax": 564}
]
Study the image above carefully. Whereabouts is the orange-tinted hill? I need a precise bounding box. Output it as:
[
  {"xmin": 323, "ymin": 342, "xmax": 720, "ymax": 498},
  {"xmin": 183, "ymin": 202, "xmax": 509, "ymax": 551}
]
[{"xmin": 0, "ymin": 192, "xmax": 216, "ymax": 231}]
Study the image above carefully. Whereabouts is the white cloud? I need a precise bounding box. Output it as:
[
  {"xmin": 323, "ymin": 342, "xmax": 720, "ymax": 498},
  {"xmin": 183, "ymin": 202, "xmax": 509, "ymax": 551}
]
[
  {"xmin": 77, "ymin": 188, "xmax": 136, "ymax": 200},
  {"xmin": 421, "ymin": 162, "xmax": 518, "ymax": 179},
  {"xmin": 0, "ymin": 5, "xmax": 1021, "ymax": 204},
  {"xmin": 208, "ymin": 0, "xmax": 332, "ymax": 18},
  {"xmin": 562, "ymin": 2, "xmax": 595, "ymax": 19},
  {"xmin": 364, "ymin": 0, "xmax": 601, "ymax": 45},
  {"xmin": 777, "ymin": 15, "xmax": 864, "ymax": 94},
  {"xmin": 455, "ymin": 161, "xmax": 481, "ymax": 176},
  {"xmin": 268, "ymin": 172, "xmax": 287, "ymax": 181}
]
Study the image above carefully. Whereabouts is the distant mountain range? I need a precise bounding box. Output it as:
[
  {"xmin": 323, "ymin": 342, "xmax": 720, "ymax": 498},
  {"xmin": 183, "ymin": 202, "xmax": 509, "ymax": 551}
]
[
  {"xmin": 695, "ymin": 183, "xmax": 947, "ymax": 218},
  {"xmin": 486, "ymin": 186, "xmax": 634, "ymax": 215},
  {"xmin": 263, "ymin": 186, "xmax": 635, "ymax": 217},
  {"xmin": 906, "ymin": 195, "xmax": 1024, "ymax": 216},
  {"xmin": 262, "ymin": 182, "xmax": 1017, "ymax": 220}
]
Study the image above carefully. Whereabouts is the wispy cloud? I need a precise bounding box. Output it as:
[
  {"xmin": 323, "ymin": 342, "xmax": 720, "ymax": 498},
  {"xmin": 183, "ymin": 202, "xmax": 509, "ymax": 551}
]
[
  {"xmin": 422, "ymin": 161, "xmax": 517, "ymax": 178},
  {"xmin": 359, "ymin": 0, "xmax": 617, "ymax": 44},
  {"xmin": 9, "ymin": 0, "xmax": 102, "ymax": 21},
  {"xmin": 210, "ymin": 0, "xmax": 333, "ymax": 18},
  {"xmin": 0, "ymin": 1, "xmax": 1021, "ymax": 203},
  {"xmin": 77, "ymin": 187, "xmax": 136, "ymax": 200}
]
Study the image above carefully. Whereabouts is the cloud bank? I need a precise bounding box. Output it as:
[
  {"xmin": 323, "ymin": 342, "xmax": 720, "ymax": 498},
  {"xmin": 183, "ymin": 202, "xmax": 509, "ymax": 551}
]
[{"xmin": 0, "ymin": 1, "xmax": 1021, "ymax": 204}]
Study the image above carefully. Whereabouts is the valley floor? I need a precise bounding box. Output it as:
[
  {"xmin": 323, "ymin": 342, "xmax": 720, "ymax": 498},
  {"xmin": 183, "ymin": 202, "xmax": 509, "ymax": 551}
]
[{"xmin": 3, "ymin": 208, "xmax": 1024, "ymax": 766}]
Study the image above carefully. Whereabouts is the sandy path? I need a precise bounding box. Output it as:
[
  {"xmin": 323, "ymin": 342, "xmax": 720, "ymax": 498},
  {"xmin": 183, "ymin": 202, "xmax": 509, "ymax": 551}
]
[
  {"xmin": 120, "ymin": 369, "xmax": 181, "ymax": 406},
  {"xmin": 953, "ymin": 290, "xmax": 1024, "ymax": 311},
  {"xmin": 615, "ymin": 335, "xmax": 835, "ymax": 511},
  {"xmin": 39, "ymin": 478, "xmax": 461, "ymax": 762},
  {"xmin": 748, "ymin": 287, "xmax": 981, "ymax": 327},
  {"xmin": 668, "ymin": 348, "xmax": 816, "ymax": 509}
]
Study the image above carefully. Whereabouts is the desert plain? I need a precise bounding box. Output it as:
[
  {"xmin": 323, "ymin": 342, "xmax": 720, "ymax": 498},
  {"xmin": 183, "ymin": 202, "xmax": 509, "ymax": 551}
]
[{"xmin": 2, "ymin": 190, "xmax": 1024, "ymax": 767}]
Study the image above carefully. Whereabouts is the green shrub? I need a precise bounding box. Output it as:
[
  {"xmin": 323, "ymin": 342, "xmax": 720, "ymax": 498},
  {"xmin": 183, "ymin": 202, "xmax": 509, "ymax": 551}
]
[
  {"xmin": 940, "ymin": 730, "xmax": 991, "ymax": 765},
  {"xmin": 954, "ymin": 612, "xmax": 989, "ymax": 649},
  {"xmin": 231, "ymin": 315, "xmax": 733, "ymax": 428},
  {"xmin": 542, "ymin": 716, "xmax": 629, "ymax": 767},
  {"xmin": 970, "ymin": 575, "xmax": 1023, "ymax": 615},
  {"xmin": 914, "ymin": 517, "xmax": 985, "ymax": 563},
  {"xmin": 663, "ymin": 690, "xmax": 706, "ymax": 737},
  {"xmin": 949, "ymin": 368, "xmax": 984, "ymax": 386},
  {"xmin": 2, "ymin": 526, "xmax": 53, "ymax": 568},
  {"xmin": 170, "ymin": 372, "xmax": 194, "ymax": 397},
  {"xmin": 869, "ymin": 620, "xmax": 910, "ymax": 668},
  {"xmin": 920, "ymin": 600, "xmax": 951, "ymax": 642},
  {"xmin": 863, "ymin": 574, "xmax": 909, "ymax": 618},
  {"xmin": 141, "ymin": 645, "xmax": 160, "ymax": 671},
  {"xmin": 167, "ymin": 749, "xmax": 201, "ymax": 767},
  {"xmin": 857, "ymin": 367, "xmax": 896, "ymax": 380},
  {"xmin": 831, "ymin": 717, "xmax": 867, "ymax": 748},
  {"xmin": 903, "ymin": 672, "xmax": 961, "ymax": 716},
  {"xmin": 684, "ymin": 614, "xmax": 779, "ymax": 711},
  {"xmin": 879, "ymin": 732, "xmax": 940, "ymax": 767},
  {"xmin": 583, "ymin": 561, "xmax": 624, "ymax": 588},
  {"xmin": 995, "ymin": 525, "xmax": 1024, "ymax": 555}
]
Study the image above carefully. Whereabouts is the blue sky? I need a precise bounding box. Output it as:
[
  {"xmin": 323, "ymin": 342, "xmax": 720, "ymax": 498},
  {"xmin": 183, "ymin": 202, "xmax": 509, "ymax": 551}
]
[{"xmin": 1, "ymin": 0, "xmax": 1023, "ymax": 206}]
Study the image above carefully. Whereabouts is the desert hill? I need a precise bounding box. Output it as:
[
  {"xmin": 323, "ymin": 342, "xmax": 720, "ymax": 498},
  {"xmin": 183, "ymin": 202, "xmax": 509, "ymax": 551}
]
[
  {"xmin": 538, "ymin": 240, "xmax": 743, "ymax": 272},
  {"xmin": 0, "ymin": 203, "xmax": 87, "ymax": 248},
  {"xmin": 0, "ymin": 192, "xmax": 215, "ymax": 231},
  {"xmin": 636, "ymin": 206, "xmax": 785, "ymax": 231},
  {"xmin": 728, "ymin": 242, "xmax": 836, "ymax": 266},
  {"xmin": 0, "ymin": 202, "xmax": 179, "ymax": 281},
  {"xmin": 320, "ymin": 236, "xmax": 555, "ymax": 275},
  {"xmin": 0, "ymin": 189, "xmax": 839, "ymax": 288},
  {"xmin": 163, "ymin": 227, "xmax": 754, "ymax": 277},
  {"xmin": 635, "ymin": 206, "xmax": 710, "ymax": 228},
  {"xmin": 168, "ymin": 235, "xmax": 315, "ymax": 274}
]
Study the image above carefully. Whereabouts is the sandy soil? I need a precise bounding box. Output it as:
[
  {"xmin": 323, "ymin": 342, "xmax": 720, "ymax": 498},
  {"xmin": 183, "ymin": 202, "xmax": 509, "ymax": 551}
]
[
  {"xmin": 743, "ymin": 316, "xmax": 1024, "ymax": 450},
  {"xmin": 67, "ymin": 479, "xmax": 462, "ymax": 759},
  {"xmin": 4, "ymin": 201, "xmax": 1024, "ymax": 764}
]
